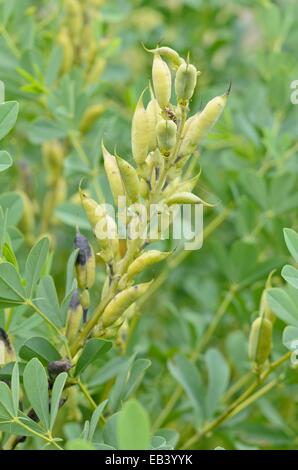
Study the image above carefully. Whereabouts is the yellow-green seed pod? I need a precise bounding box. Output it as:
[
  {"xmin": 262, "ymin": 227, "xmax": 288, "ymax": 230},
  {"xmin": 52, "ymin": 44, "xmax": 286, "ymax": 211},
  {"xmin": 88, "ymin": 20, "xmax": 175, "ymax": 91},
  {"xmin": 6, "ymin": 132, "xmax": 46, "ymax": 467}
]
[
  {"xmin": 79, "ymin": 104, "xmax": 106, "ymax": 133},
  {"xmin": 248, "ymin": 317, "xmax": 272, "ymax": 366},
  {"xmin": 152, "ymin": 54, "xmax": 171, "ymax": 109},
  {"xmin": 18, "ymin": 191, "xmax": 35, "ymax": 242},
  {"xmin": 131, "ymin": 91, "xmax": 149, "ymax": 165},
  {"xmin": 42, "ymin": 140, "xmax": 64, "ymax": 182},
  {"xmin": 139, "ymin": 177, "xmax": 149, "ymax": 198},
  {"xmin": 101, "ymin": 281, "xmax": 152, "ymax": 327},
  {"xmin": 66, "ymin": 289, "xmax": 83, "ymax": 343},
  {"xmin": 54, "ymin": 178, "xmax": 67, "ymax": 205},
  {"xmin": 80, "ymin": 289, "xmax": 90, "ymax": 310},
  {"xmin": 127, "ymin": 250, "xmax": 170, "ymax": 279},
  {"xmin": 116, "ymin": 155, "xmax": 140, "ymax": 203},
  {"xmin": 175, "ymin": 62, "xmax": 197, "ymax": 104},
  {"xmin": 0, "ymin": 328, "xmax": 16, "ymax": 365},
  {"xmin": 180, "ymin": 93, "xmax": 228, "ymax": 155},
  {"xmin": 156, "ymin": 119, "xmax": 177, "ymax": 156},
  {"xmin": 145, "ymin": 46, "xmax": 184, "ymax": 68},
  {"xmin": 80, "ymin": 190, "xmax": 101, "ymax": 228},
  {"xmin": 58, "ymin": 28, "xmax": 74, "ymax": 74},
  {"xmin": 74, "ymin": 231, "xmax": 96, "ymax": 289},
  {"xmin": 165, "ymin": 192, "xmax": 212, "ymax": 206},
  {"xmin": 146, "ymin": 97, "xmax": 160, "ymax": 150},
  {"xmin": 102, "ymin": 143, "xmax": 125, "ymax": 205}
]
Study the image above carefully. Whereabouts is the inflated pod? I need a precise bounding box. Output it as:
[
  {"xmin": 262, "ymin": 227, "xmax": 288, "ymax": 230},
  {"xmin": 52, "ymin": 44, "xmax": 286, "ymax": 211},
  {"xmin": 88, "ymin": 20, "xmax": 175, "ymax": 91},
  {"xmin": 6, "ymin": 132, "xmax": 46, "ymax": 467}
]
[
  {"xmin": 80, "ymin": 289, "xmax": 90, "ymax": 310},
  {"xmin": 179, "ymin": 92, "xmax": 228, "ymax": 156},
  {"xmin": 0, "ymin": 328, "xmax": 16, "ymax": 365},
  {"xmin": 66, "ymin": 288, "xmax": 83, "ymax": 343},
  {"xmin": 175, "ymin": 62, "xmax": 198, "ymax": 104},
  {"xmin": 79, "ymin": 104, "xmax": 105, "ymax": 133},
  {"xmin": 80, "ymin": 191, "xmax": 100, "ymax": 228},
  {"xmin": 18, "ymin": 191, "xmax": 35, "ymax": 242},
  {"xmin": 165, "ymin": 192, "xmax": 211, "ymax": 206},
  {"xmin": 146, "ymin": 97, "xmax": 160, "ymax": 150},
  {"xmin": 74, "ymin": 231, "xmax": 96, "ymax": 289},
  {"xmin": 42, "ymin": 140, "xmax": 64, "ymax": 182},
  {"xmin": 152, "ymin": 54, "xmax": 171, "ymax": 109},
  {"xmin": 101, "ymin": 281, "xmax": 152, "ymax": 327},
  {"xmin": 116, "ymin": 155, "xmax": 140, "ymax": 203},
  {"xmin": 131, "ymin": 91, "xmax": 149, "ymax": 165},
  {"xmin": 156, "ymin": 119, "xmax": 177, "ymax": 156},
  {"xmin": 248, "ymin": 317, "xmax": 272, "ymax": 366},
  {"xmin": 145, "ymin": 46, "xmax": 183, "ymax": 68},
  {"xmin": 102, "ymin": 143, "xmax": 125, "ymax": 205},
  {"xmin": 127, "ymin": 250, "xmax": 170, "ymax": 279},
  {"xmin": 58, "ymin": 28, "xmax": 74, "ymax": 73}
]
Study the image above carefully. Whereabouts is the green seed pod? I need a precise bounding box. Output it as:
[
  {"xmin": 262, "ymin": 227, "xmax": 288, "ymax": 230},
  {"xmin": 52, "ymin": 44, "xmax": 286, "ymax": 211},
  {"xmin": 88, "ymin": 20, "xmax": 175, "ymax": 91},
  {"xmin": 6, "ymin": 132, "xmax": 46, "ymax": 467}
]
[
  {"xmin": 131, "ymin": 91, "xmax": 149, "ymax": 165},
  {"xmin": 175, "ymin": 62, "xmax": 197, "ymax": 104},
  {"xmin": 58, "ymin": 27, "xmax": 74, "ymax": 74},
  {"xmin": 101, "ymin": 281, "xmax": 152, "ymax": 327},
  {"xmin": 18, "ymin": 191, "xmax": 35, "ymax": 244},
  {"xmin": 0, "ymin": 328, "xmax": 16, "ymax": 365},
  {"xmin": 80, "ymin": 289, "xmax": 90, "ymax": 310},
  {"xmin": 146, "ymin": 97, "xmax": 160, "ymax": 150},
  {"xmin": 80, "ymin": 190, "xmax": 103, "ymax": 228},
  {"xmin": 139, "ymin": 177, "xmax": 149, "ymax": 198},
  {"xmin": 248, "ymin": 317, "xmax": 272, "ymax": 366},
  {"xmin": 152, "ymin": 54, "xmax": 171, "ymax": 109},
  {"xmin": 79, "ymin": 104, "xmax": 105, "ymax": 133},
  {"xmin": 116, "ymin": 155, "xmax": 140, "ymax": 203},
  {"xmin": 144, "ymin": 45, "xmax": 184, "ymax": 68},
  {"xmin": 42, "ymin": 140, "xmax": 64, "ymax": 183},
  {"xmin": 165, "ymin": 191, "xmax": 211, "ymax": 206},
  {"xmin": 66, "ymin": 288, "xmax": 83, "ymax": 343},
  {"xmin": 74, "ymin": 231, "xmax": 96, "ymax": 289},
  {"xmin": 156, "ymin": 119, "xmax": 177, "ymax": 156},
  {"xmin": 102, "ymin": 143, "xmax": 125, "ymax": 205},
  {"xmin": 127, "ymin": 250, "xmax": 170, "ymax": 279}
]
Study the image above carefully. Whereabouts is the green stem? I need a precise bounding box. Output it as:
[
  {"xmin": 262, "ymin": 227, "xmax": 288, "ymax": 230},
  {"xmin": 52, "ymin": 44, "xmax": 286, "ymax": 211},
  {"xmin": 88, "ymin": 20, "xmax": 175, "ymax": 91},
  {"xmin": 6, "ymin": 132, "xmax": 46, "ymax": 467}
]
[
  {"xmin": 27, "ymin": 300, "xmax": 62, "ymax": 337},
  {"xmin": 69, "ymin": 132, "xmax": 90, "ymax": 166},
  {"xmin": 14, "ymin": 418, "xmax": 63, "ymax": 450},
  {"xmin": 77, "ymin": 380, "xmax": 97, "ymax": 410}
]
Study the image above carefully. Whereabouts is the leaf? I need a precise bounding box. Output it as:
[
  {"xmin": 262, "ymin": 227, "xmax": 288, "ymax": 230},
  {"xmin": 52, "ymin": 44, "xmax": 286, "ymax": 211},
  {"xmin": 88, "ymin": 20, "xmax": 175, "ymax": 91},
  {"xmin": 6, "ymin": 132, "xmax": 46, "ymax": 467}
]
[
  {"xmin": 2, "ymin": 242, "xmax": 18, "ymax": 269},
  {"xmin": 75, "ymin": 339, "xmax": 112, "ymax": 376},
  {"xmin": 117, "ymin": 400, "xmax": 150, "ymax": 450},
  {"xmin": 23, "ymin": 358, "xmax": 50, "ymax": 430},
  {"xmin": 103, "ymin": 412, "xmax": 120, "ymax": 448},
  {"xmin": 284, "ymin": 228, "xmax": 298, "ymax": 263},
  {"xmin": 11, "ymin": 362, "xmax": 20, "ymax": 416},
  {"xmin": 0, "ymin": 262, "xmax": 26, "ymax": 306},
  {"xmin": 55, "ymin": 203, "xmax": 91, "ymax": 230},
  {"xmin": 50, "ymin": 372, "xmax": 67, "ymax": 431},
  {"xmin": 0, "ymin": 382, "xmax": 15, "ymax": 419},
  {"xmin": 282, "ymin": 326, "xmax": 298, "ymax": 350},
  {"xmin": 109, "ymin": 355, "xmax": 136, "ymax": 412},
  {"xmin": 123, "ymin": 358, "xmax": 151, "ymax": 400},
  {"xmin": 0, "ymin": 101, "xmax": 19, "ymax": 140},
  {"xmin": 19, "ymin": 337, "xmax": 61, "ymax": 365},
  {"xmin": 0, "ymin": 192, "xmax": 23, "ymax": 225},
  {"xmin": 0, "ymin": 150, "xmax": 12, "ymax": 172},
  {"xmin": 88, "ymin": 400, "xmax": 108, "ymax": 441},
  {"xmin": 25, "ymin": 237, "xmax": 50, "ymax": 299},
  {"xmin": 205, "ymin": 348, "xmax": 230, "ymax": 417},
  {"xmin": 281, "ymin": 265, "xmax": 298, "ymax": 289},
  {"xmin": 36, "ymin": 276, "xmax": 63, "ymax": 327},
  {"xmin": 65, "ymin": 439, "xmax": 95, "ymax": 450},
  {"xmin": 268, "ymin": 288, "xmax": 298, "ymax": 326},
  {"xmin": 28, "ymin": 119, "xmax": 67, "ymax": 143},
  {"xmin": 65, "ymin": 248, "xmax": 79, "ymax": 296}
]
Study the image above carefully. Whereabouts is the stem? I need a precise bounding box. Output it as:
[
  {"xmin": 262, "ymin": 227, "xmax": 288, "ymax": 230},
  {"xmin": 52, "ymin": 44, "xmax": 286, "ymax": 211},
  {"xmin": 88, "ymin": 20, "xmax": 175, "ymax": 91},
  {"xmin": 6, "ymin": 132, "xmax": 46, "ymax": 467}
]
[
  {"xmin": 77, "ymin": 380, "xmax": 97, "ymax": 410},
  {"xmin": 69, "ymin": 132, "xmax": 90, "ymax": 166},
  {"xmin": 14, "ymin": 418, "xmax": 63, "ymax": 450},
  {"xmin": 0, "ymin": 25, "xmax": 20, "ymax": 58},
  {"xmin": 27, "ymin": 300, "xmax": 62, "ymax": 337}
]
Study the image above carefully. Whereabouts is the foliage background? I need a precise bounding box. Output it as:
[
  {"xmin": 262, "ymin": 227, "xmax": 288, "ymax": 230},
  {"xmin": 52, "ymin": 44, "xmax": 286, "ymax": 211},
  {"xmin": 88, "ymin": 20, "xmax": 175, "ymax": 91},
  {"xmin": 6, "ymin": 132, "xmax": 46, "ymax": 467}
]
[{"xmin": 0, "ymin": 0, "xmax": 297, "ymax": 450}]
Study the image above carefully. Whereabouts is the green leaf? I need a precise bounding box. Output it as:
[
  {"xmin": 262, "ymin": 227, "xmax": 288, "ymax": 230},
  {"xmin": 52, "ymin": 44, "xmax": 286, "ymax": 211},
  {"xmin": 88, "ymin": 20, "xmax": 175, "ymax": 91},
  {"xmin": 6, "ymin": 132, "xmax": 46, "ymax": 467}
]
[
  {"xmin": 123, "ymin": 358, "xmax": 151, "ymax": 400},
  {"xmin": 284, "ymin": 228, "xmax": 298, "ymax": 263},
  {"xmin": 88, "ymin": 400, "xmax": 108, "ymax": 441},
  {"xmin": 0, "ymin": 262, "xmax": 26, "ymax": 306},
  {"xmin": 25, "ymin": 237, "xmax": 50, "ymax": 299},
  {"xmin": 75, "ymin": 339, "xmax": 112, "ymax": 376},
  {"xmin": 109, "ymin": 355, "xmax": 136, "ymax": 412},
  {"xmin": 103, "ymin": 412, "xmax": 120, "ymax": 448},
  {"xmin": 55, "ymin": 203, "xmax": 91, "ymax": 230},
  {"xmin": 19, "ymin": 337, "xmax": 61, "ymax": 365},
  {"xmin": 65, "ymin": 439, "xmax": 95, "ymax": 450},
  {"xmin": 205, "ymin": 348, "xmax": 230, "ymax": 417},
  {"xmin": 28, "ymin": 119, "xmax": 67, "ymax": 144},
  {"xmin": 36, "ymin": 275, "xmax": 63, "ymax": 327},
  {"xmin": 50, "ymin": 372, "xmax": 67, "ymax": 431},
  {"xmin": 0, "ymin": 150, "xmax": 12, "ymax": 172},
  {"xmin": 117, "ymin": 400, "xmax": 150, "ymax": 450},
  {"xmin": 0, "ymin": 101, "xmax": 19, "ymax": 140},
  {"xmin": 2, "ymin": 242, "xmax": 18, "ymax": 269},
  {"xmin": 11, "ymin": 362, "xmax": 20, "ymax": 416},
  {"xmin": 268, "ymin": 288, "xmax": 298, "ymax": 326},
  {"xmin": 23, "ymin": 358, "xmax": 50, "ymax": 430},
  {"xmin": 0, "ymin": 192, "xmax": 23, "ymax": 225},
  {"xmin": 66, "ymin": 248, "xmax": 79, "ymax": 296},
  {"xmin": 282, "ymin": 265, "xmax": 298, "ymax": 289},
  {"xmin": 0, "ymin": 382, "xmax": 15, "ymax": 419},
  {"xmin": 282, "ymin": 326, "xmax": 298, "ymax": 350}
]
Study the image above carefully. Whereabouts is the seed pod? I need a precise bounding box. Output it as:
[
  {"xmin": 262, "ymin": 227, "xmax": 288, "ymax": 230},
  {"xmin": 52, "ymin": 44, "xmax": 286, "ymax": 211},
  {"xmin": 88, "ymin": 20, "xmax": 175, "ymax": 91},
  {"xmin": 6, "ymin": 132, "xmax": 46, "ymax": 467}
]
[
  {"xmin": 101, "ymin": 281, "xmax": 152, "ymax": 327},
  {"xmin": 144, "ymin": 45, "xmax": 183, "ymax": 68},
  {"xmin": 127, "ymin": 250, "xmax": 170, "ymax": 279},
  {"xmin": 42, "ymin": 140, "xmax": 64, "ymax": 183},
  {"xmin": 175, "ymin": 62, "xmax": 197, "ymax": 104},
  {"xmin": 18, "ymin": 191, "xmax": 35, "ymax": 243},
  {"xmin": 74, "ymin": 231, "xmax": 96, "ymax": 289},
  {"xmin": 156, "ymin": 119, "xmax": 177, "ymax": 156},
  {"xmin": 116, "ymin": 155, "xmax": 140, "ymax": 203},
  {"xmin": 66, "ymin": 288, "xmax": 83, "ymax": 343},
  {"xmin": 152, "ymin": 54, "xmax": 171, "ymax": 109},
  {"xmin": 180, "ymin": 92, "xmax": 228, "ymax": 156},
  {"xmin": 131, "ymin": 91, "xmax": 149, "ymax": 165},
  {"xmin": 58, "ymin": 28, "xmax": 74, "ymax": 73},
  {"xmin": 0, "ymin": 328, "xmax": 16, "ymax": 365},
  {"xmin": 79, "ymin": 104, "xmax": 105, "ymax": 133},
  {"xmin": 146, "ymin": 96, "xmax": 160, "ymax": 150},
  {"xmin": 80, "ymin": 289, "xmax": 90, "ymax": 310},
  {"xmin": 165, "ymin": 191, "xmax": 211, "ymax": 206},
  {"xmin": 139, "ymin": 177, "xmax": 149, "ymax": 198},
  {"xmin": 248, "ymin": 317, "xmax": 272, "ymax": 366},
  {"xmin": 48, "ymin": 359, "xmax": 72, "ymax": 379},
  {"xmin": 102, "ymin": 143, "xmax": 125, "ymax": 205}
]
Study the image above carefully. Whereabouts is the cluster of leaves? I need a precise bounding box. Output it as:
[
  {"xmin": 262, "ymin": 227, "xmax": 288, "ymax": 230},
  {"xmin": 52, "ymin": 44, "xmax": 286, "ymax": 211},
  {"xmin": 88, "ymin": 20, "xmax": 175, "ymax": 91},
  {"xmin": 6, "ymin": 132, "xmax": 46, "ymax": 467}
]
[{"xmin": 0, "ymin": 0, "xmax": 297, "ymax": 451}]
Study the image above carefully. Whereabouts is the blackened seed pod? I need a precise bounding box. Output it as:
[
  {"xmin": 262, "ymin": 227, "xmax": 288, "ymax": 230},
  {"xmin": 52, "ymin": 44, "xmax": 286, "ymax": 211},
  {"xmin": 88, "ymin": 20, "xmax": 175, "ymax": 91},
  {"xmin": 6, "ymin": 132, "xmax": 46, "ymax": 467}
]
[
  {"xmin": 156, "ymin": 119, "xmax": 177, "ymax": 156},
  {"xmin": 248, "ymin": 317, "xmax": 272, "ymax": 366},
  {"xmin": 47, "ymin": 359, "xmax": 72, "ymax": 379},
  {"xmin": 175, "ymin": 62, "xmax": 197, "ymax": 104},
  {"xmin": 66, "ymin": 288, "xmax": 83, "ymax": 342},
  {"xmin": 74, "ymin": 231, "xmax": 96, "ymax": 289}
]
